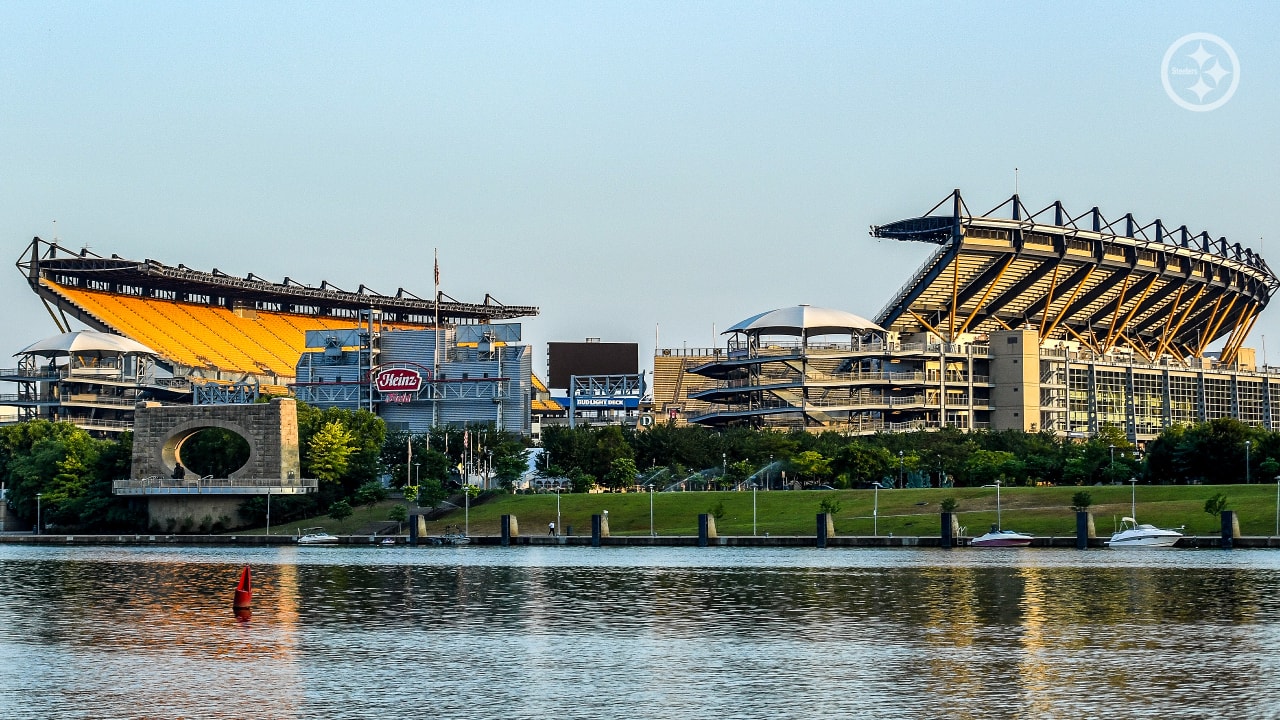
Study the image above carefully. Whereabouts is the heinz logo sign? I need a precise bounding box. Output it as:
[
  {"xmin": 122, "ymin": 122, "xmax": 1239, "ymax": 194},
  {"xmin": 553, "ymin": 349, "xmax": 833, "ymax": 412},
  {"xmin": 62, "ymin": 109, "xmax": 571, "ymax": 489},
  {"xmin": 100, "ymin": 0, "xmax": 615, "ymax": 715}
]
[{"xmin": 376, "ymin": 368, "xmax": 421, "ymax": 393}]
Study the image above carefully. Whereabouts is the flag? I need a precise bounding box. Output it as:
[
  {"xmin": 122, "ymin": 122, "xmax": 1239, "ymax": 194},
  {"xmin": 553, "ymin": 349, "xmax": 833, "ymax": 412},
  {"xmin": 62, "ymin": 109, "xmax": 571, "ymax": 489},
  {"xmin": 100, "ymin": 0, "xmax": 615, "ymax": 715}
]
[
  {"xmin": 463, "ymin": 429, "xmax": 469, "ymax": 449},
  {"xmin": 434, "ymin": 250, "xmax": 439, "ymax": 288}
]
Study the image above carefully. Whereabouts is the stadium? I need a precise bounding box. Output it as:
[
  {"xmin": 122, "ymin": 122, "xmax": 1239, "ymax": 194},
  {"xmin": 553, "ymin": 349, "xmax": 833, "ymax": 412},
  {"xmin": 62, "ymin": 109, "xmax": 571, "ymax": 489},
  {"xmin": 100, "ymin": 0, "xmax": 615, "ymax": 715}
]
[
  {"xmin": 653, "ymin": 190, "xmax": 1280, "ymax": 443},
  {"xmin": 4, "ymin": 188, "xmax": 1280, "ymax": 448},
  {"xmin": 3, "ymin": 237, "xmax": 542, "ymax": 435}
]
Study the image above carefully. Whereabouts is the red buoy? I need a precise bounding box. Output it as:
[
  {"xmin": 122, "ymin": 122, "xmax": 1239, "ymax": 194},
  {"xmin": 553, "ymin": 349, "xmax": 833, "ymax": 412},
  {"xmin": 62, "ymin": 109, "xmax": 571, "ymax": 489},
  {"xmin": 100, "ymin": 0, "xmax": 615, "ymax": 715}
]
[{"xmin": 232, "ymin": 565, "xmax": 252, "ymax": 609}]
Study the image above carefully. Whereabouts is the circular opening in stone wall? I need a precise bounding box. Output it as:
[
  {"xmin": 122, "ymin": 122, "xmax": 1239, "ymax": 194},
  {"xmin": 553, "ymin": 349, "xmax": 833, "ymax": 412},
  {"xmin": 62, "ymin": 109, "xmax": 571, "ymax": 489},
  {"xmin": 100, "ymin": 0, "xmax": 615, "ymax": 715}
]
[{"xmin": 177, "ymin": 427, "xmax": 251, "ymax": 478}]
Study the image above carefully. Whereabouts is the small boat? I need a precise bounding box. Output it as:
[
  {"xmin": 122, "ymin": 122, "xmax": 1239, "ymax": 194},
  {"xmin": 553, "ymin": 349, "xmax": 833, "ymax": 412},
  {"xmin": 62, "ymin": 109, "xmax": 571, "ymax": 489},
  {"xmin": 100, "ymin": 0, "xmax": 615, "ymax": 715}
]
[
  {"xmin": 970, "ymin": 526, "xmax": 1034, "ymax": 547},
  {"xmin": 1107, "ymin": 516, "xmax": 1182, "ymax": 548},
  {"xmin": 969, "ymin": 480, "xmax": 1033, "ymax": 547},
  {"xmin": 1107, "ymin": 479, "xmax": 1182, "ymax": 549},
  {"xmin": 378, "ymin": 537, "xmax": 397, "ymax": 546},
  {"xmin": 297, "ymin": 527, "xmax": 339, "ymax": 544}
]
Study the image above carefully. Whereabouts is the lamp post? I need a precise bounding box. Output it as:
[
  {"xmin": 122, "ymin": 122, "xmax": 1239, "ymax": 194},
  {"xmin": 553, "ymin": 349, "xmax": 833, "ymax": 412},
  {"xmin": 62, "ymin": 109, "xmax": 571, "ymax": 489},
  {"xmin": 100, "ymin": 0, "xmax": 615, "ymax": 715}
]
[
  {"xmin": 266, "ymin": 489, "xmax": 271, "ymax": 536},
  {"xmin": 648, "ymin": 483, "xmax": 655, "ymax": 537},
  {"xmin": 722, "ymin": 452, "xmax": 727, "ymax": 488},
  {"xmin": 414, "ymin": 462, "xmax": 420, "ymax": 487},
  {"xmin": 898, "ymin": 451, "xmax": 904, "ymax": 488},
  {"xmin": 1109, "ymin": 444, "xmax": 1115, "ymax": 477},
  {"xmin": 769, "ymin": 454, "xmax": 774, "ymax": 490},
  {"xmin": 751, "ymin": 482, "xmax": 758, "ymax": 535},
  {"xmin": 555, "ymin": 487, "xmax": 561, "ymax": 537},
  {"xmin": 1245, "ymin": 440, "xmax": 1251, "ymax": 484},
  {"xmin": 872, "ymin": 482, "xmax": 880, "ymax": 536},
  {"xmin": 36, "ymin": 493, "xmax": 42, "ymax": 536}
]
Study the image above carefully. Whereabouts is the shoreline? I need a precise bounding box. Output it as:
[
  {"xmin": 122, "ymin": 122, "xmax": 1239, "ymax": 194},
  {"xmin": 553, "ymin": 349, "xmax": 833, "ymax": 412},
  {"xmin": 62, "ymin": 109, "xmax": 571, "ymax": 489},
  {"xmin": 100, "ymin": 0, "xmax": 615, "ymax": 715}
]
[{"xmin": 2, "ymin": 533, "xmax": 1277, "ymax": 549}]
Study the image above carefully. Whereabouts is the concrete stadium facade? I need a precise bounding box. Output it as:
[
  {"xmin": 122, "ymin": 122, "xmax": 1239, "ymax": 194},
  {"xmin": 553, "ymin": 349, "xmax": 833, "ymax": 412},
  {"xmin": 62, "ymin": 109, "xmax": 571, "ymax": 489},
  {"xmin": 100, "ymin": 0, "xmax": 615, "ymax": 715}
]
[{"xmin": 653, "ymin": 192, "xmax": 1280, "ymax": 444}]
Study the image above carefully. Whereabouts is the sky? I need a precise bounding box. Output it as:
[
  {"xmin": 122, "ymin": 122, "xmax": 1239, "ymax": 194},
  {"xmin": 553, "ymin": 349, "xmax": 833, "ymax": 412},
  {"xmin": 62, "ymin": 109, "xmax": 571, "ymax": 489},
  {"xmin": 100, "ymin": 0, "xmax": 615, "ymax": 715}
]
[{"xmin": 2, "ymin": 1, "xmax": 1279, "ymax": 379}]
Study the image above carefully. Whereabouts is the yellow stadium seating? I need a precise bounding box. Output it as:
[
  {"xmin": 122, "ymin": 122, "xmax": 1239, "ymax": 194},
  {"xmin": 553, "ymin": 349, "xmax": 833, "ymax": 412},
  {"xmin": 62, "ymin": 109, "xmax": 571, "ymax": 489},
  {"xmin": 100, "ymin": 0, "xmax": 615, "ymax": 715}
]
[{"xmin": 44, "ymin": 281, "xmax": 428, "ymax": 379}]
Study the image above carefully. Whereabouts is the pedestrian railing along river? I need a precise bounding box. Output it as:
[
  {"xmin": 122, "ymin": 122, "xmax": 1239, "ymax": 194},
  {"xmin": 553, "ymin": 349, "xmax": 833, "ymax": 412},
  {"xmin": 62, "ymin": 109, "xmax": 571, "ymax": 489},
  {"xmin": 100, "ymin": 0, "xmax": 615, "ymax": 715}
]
[{"xmin": 113, "ymin": 476, "xmax": 318, "ymax": 495}]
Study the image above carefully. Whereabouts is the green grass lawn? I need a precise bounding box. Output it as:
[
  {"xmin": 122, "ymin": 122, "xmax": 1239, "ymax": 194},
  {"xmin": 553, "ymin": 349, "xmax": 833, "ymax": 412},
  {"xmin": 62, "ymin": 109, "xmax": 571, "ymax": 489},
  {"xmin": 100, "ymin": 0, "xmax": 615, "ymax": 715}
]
[{"xmin": 239, "ymin": 483, "xmax": 1277, "ymax": 538}]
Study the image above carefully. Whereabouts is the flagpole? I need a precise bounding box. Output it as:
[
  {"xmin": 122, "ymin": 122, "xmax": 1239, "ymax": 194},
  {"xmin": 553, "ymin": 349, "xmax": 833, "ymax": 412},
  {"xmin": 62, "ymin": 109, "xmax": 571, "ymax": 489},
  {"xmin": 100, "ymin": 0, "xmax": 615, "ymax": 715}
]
[{"xmin": 433, "ymin": 248, "xmax": 440, "ymax": 429}]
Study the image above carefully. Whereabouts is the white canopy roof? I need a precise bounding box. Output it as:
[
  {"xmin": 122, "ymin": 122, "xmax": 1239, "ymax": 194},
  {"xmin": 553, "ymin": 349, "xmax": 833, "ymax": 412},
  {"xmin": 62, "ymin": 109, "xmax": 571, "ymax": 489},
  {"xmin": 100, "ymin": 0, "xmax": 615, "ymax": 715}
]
[
  {"xmin": 16, "ymin": 331, "xmax": 158, "ymax": 357},
  {"xmin": 724, "ymin": 305, "xmax": 885, "ymax": 336}
]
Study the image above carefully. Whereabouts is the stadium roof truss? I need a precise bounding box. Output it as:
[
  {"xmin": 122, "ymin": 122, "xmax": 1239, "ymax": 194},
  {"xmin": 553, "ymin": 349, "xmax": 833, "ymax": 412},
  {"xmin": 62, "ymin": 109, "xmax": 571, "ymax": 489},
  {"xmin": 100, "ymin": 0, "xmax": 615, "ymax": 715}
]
[
  {"xmin": 18, "ymin": 237, "xmax": 539, "ymax": 329},
  {"xmin": 870, "ymin": 190, "xmax": 1278, "ymax": 365}
]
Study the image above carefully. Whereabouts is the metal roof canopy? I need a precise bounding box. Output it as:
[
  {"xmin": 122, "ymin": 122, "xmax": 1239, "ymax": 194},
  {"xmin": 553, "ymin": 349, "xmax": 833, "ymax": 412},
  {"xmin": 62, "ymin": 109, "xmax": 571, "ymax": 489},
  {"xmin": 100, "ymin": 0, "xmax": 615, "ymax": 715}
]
[
  {"xmin": 869, "ymin": 190, "xmax": 1277, "ymax": 364},
  {"xmin": 17, "ymin": 237, "xmax": 539, "ymax": 325}
]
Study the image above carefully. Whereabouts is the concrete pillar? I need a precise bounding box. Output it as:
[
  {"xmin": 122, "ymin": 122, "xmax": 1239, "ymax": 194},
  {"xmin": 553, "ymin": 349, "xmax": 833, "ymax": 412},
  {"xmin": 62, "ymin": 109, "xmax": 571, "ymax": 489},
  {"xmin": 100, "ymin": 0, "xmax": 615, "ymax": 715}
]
[
  {"xmin": 591, "ymin": 514, "xmax": 602, "ymax": 547},
  {"xmin": 941, "ymin": 512, "xmax": 958, "ymax": 549},
  {"xmin": 409, "ymin": 515, "xmax": 419, "ymax": 546},
  {"xmin": 1075, "ymin": 511, "xmax": 1096, "ymax": 550},
  {"xmin": 1221, "ymin": 510, "xmax": 1240, "ymax": 549},
  {"xmin": 698, "ymin": 514, "xmax": 718, "ymax": 547},
  {"xmin": 816, "ymin": 513, "xmax": 832, "ymax": 548},
  {"xmin": 500, "ymin": 515, "xmax": 518, "ymax": 546}
]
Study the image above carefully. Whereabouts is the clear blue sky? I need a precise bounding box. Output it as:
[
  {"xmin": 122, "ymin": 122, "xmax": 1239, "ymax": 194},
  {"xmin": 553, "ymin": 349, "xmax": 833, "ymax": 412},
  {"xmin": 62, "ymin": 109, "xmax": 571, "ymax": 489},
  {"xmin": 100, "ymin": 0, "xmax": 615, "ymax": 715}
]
[{"xmin": 3, "ymin": 2, "xmax": 1278, "ymax": 376}]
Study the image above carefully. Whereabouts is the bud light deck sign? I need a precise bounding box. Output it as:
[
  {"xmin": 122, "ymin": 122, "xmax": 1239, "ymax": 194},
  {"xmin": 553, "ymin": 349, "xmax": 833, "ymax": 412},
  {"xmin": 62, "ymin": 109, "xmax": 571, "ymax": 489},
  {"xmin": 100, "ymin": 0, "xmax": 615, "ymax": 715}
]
[{"xmin": 376, "ymin": 368, "xmax": 422, "ymax": 403}]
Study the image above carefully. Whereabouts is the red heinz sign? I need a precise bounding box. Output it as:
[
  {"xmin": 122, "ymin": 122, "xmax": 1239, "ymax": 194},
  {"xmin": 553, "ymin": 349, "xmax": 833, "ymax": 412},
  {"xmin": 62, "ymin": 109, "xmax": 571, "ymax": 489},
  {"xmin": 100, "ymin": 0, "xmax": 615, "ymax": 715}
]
[{"xmin": 376, "ymin": 368, "xmax": 422, "ymax": 394}]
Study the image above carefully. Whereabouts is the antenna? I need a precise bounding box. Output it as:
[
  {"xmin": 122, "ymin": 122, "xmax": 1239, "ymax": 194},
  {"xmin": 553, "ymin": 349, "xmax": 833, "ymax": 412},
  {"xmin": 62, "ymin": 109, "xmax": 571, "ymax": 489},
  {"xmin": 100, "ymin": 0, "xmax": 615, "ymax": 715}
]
[{"xmin": 1014, "ymin": 167, "xmax": 1019, "ymax": 195}]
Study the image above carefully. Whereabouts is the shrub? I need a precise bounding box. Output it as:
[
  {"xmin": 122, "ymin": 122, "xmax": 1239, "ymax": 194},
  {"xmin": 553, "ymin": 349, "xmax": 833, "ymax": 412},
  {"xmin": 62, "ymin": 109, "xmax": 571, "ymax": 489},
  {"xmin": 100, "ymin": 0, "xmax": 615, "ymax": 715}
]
[{"xmin": 1071, "ymin": 491, "xmax": 1093, "ymax": 512}]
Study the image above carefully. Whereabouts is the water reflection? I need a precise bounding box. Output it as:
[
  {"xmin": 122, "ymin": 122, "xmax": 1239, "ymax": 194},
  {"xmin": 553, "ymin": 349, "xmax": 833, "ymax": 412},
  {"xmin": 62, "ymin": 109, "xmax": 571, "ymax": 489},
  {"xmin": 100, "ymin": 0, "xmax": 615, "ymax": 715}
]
[{"xmin": 1, "ymin": 547, "xmax": 1279, "ymax": 719}]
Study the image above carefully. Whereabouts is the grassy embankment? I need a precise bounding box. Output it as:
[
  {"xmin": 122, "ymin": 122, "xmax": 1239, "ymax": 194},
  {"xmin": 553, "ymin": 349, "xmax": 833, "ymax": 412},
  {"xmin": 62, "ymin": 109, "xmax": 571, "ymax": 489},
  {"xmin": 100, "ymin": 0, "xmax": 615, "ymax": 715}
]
[{"xmin": 248, "ymin": 484, "xmax": 1273, "ymax": 538}]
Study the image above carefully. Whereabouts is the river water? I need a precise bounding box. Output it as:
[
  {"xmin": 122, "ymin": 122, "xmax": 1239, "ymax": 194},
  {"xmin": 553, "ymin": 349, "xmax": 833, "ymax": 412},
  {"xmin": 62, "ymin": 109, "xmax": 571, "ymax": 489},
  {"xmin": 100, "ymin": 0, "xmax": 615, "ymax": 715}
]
[{"xmin": 1, "ymin": 545, "xmax": 1278, "ymax": 719}]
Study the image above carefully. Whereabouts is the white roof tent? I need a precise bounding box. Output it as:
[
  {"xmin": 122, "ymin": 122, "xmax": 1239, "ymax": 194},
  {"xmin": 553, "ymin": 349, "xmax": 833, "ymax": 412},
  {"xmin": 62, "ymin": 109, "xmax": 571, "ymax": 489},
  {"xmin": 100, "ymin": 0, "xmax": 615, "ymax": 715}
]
[
  {"xmin": 17, "ymin": 330, "xmax": 158, "ymax": 358},
  {"xmin": 724, "ymin": 305, "xmax": 885, "ymax": 342}
]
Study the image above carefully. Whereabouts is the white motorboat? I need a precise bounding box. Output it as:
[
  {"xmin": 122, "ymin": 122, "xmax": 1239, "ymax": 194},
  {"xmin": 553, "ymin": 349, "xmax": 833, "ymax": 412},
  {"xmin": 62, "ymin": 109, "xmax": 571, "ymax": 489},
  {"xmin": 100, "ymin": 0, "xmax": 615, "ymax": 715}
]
[
  {"xmin": 970, "ymin": 526, "xmax": 1034, "ymax": 547},
  {"xmin": 970, "ymin": 480, "xmax": 1034, "ymax": 547},
  {"xmin": 1107, "ymin": 479, "xmax": 1182, "ymax": 549},
  {"xmin": 297, "ymin": 527, "xmax": 339, "ymax": 544},
  {"xmin": 1107, "ymin": 516, "xmax": 1182, "ymax": 548}
]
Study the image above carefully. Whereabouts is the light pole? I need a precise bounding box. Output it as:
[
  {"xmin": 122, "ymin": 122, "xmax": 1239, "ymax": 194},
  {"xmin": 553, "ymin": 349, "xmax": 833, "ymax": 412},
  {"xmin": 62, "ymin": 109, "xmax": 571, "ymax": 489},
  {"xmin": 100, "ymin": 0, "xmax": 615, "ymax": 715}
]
[
  {"xmin": 486, "ymin": 450, "xmax": 493, "ymax": 490},
  {"xmin": 36, "ymin": 493, "xmax": 42, "ymax": 535},
  {"xmin": 266, "ymin": 489, "xmax": 271, "ymax": 536},
  {"xmin": 1109, "ymin": 444, "xmax": 1115, "ymax": 476},
  {"xmin": 751, "ymin": 482, "xmax": 758, "ymax": 535},
  {"xmin": 414, "ymin": 462, "xmax": 420, "ymax": 486},
  {"xmin": 555, "ymin": 487, "xmax": 561, "ymax": 537},
  {"xmin": 648, "ymin": 483, "xmax": 655, "ymax": 537},
  {"xmin": 872, "ymin": 482, "xmax": 880, "ymax": 536},
  {"xmin": 1245, "ymin": 440, "xmax": 1251, "ymax": 484},
  {"xmin": 898, "ymin": 451, "xmax": 904, "ymax": 488},
  {"xmin": 769, "ymin": 454, "xmax": 774, "ymax": 490},
  {"xmin": 722, "ymin": 452, "xmax": 727, "ymax": 488}
]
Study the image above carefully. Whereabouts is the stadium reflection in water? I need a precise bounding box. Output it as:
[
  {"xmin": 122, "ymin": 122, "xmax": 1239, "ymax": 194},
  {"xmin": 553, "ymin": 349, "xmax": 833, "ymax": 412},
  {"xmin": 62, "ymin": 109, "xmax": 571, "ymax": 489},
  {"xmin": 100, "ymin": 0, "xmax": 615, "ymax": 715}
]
[{"xmin": 1, "ymin": 546, "xmax": 1279, "ymax": 719}]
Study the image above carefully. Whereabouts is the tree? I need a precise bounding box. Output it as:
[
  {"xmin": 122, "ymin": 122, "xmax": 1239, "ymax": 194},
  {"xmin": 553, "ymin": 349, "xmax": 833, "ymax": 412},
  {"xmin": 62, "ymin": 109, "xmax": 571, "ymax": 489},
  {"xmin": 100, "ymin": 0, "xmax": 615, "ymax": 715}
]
[
  {"xmin": 603, "ymin": 457, "xmax": 639, "ymax": 491},
  {"xmin": 353, "ymin": 480, "xmax": 387, "ymax": 506},
  {"xmin": 818, "ymin": 498, "xmax": 842, "ymax": 515},
  {"xmin": 830, "ymin": 442, "xmax": 893, "ymax": 488},
  {"xmin": 327, "ymin": 499, "xmax": 353, "ymax": 521},
  {"xmin": 940, "ymin": 497, "xmax": 958, "ymax": 513},
  {"xmin": 964, "ymin": 450, "xmax": 1022, "ymax": 487},
  {"xmin": 308, "ymin": 420, "xmax": 355, "ymax": 484},
  {"xmin": 791, "ymin": 450, "xmax": 831, "ymax": 485}
]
